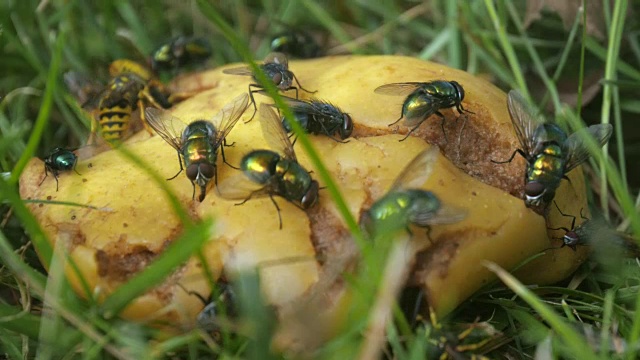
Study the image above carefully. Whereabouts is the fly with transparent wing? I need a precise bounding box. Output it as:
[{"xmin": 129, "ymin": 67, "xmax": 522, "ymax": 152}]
[
  {"xmin": 145, "ymin": 93, "xmax": 249, "ymax": 201},
  {"xmin": 360, "ymin": 147, "xmax": 467, "ymax": 240},
  {"xmin": 217, "ymin": 103, "xmax": 319, "ymax": 229},
  {"xmin": 493, "ymin": 90, "xmax": 613, "ymax": 212}
]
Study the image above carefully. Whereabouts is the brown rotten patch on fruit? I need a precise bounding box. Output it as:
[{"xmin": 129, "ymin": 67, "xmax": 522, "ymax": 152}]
[{"xmin": 20, "ymin": 56, "xmax": 588, "ymax": 337}]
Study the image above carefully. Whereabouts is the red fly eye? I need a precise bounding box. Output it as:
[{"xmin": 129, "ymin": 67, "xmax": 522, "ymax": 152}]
[
  {"xmin": 342, "ymin": 114, "xmax": 353, "ymax": 138},
  {"xmin": 199, "ymin": 164, "xmax": 215, "ymax": 179},
  {"xmin": 301, "ymin": 181, "xmax": 319, "ymax": 209},
  {"xmin": 272, "ymin": 72, "xmax": 283, "ymax": 85},
  {"xmin": 186, "ymin": 164, "xmax": 199, "ymax": 181},
  {"xmin": 524, "ymin": 181, "xmax": 545, "ymax": 197}
]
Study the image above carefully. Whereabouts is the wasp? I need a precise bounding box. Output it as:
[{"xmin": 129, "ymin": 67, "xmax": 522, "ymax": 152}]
[
  {"xmin": 39, "ymin": 148, "xmax": 80, "ymax": 191},
  {"xmin": 217, "ymin": 103, "xmax": 320, "ymax": 229},
  {"xmin": 374, "ymin": 80, "xmax": 469, "ymax": 141},
  {"xmin": 493, "ymin": 90, "xmax": 613, "ymax": 213},
  {"xmin": 276, "ymin": 96, "xmax": 353, "ymax": 143},
  {"xmin": 89, "ymin": 59, "xmax": 177, "ymax": 144},
  {"xmin": 151, "ymin": 36, "xmax": 212, "ymax": 73},
  {"xmin": 359, "ymin": 147, "xmax": 466, "ymax": 240},
  {"xmin": 145, "ymin": 93, "xmax": 249, "ymax": 201},
  {"xmin": 222, "ymin": 52, "xmax": 316, "ymax": 122}
]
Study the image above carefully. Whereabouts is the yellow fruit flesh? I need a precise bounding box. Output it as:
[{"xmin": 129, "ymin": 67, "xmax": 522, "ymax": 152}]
[{"xmin": 20, "ymin": 55, "xmax": 588, "ymax": 332}]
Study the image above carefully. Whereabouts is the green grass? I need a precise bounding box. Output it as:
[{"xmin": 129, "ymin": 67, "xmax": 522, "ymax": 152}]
[{"xmin": 1, "ymin": 0, "xmax": 640, "ymax": 359}]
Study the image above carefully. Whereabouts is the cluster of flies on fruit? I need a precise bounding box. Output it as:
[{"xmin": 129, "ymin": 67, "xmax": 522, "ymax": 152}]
[
  {"xmin": 40, "ymin": 32, "xmax": 621, "ymax": 343},
  {"xmin": 45, "ymin": 35, "xmax": 612, "ymax": 243}
]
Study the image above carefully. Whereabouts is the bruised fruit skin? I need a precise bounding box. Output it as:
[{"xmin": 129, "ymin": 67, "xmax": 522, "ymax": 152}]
[{"xmin": 20, "ymin": 55, "xmax": 587, "ymax": 328}]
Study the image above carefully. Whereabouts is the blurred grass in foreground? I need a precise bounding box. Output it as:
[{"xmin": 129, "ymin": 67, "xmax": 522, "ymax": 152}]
[{"xmin": 1, "ymin": 0, "xmax": 639, "ymax": 358}]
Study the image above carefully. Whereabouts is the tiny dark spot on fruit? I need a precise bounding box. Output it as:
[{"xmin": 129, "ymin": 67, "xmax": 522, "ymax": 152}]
[
  {"xmin": 82, "ymin": 178, "xmax": 87, "ymax": 183},
  {"xmin": 47, "ymin": 196, "xmax": 52, "ymax": 200},
  {"xmin": 38, "ymin": 204, "xmax": 43, "ymax": 208},
  {"xmin": 123, "ymin": 223, "xmax": 128, "ymax": 228},
  {"xmin": 88, "ymin": 163, "xmax": 93, "ymax": 168},
  {"xmin": 71, "ymin": 215, "xmax": 76, "ymax": 220},
  {"xmin": 471, "ymin": 191, "xmax": 477, "ymax": 196}
]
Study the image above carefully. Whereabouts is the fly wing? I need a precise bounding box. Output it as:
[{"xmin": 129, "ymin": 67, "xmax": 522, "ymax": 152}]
[
  {"xmin": 374, "ymin": 82, "xmax": 423, "ymax": 96},
  {"xmin": 390, "ymin": 147, "xmax": 439, "ymax": 191},
  {"xmin": 63, "ymin": 71, "xmax": 103, "ymax": 109},
  {"xmin": 259, "ymin": 103, "xmax": 297, "ymax": 161},
  {"xmin": 144, "ymin": 107, "xmax": 186, "ymax": 151},
  {"xmin": 506, "ymin": 90, "xmax": 546, "ymax": 156},
  {"xmin": 563, "ymin": 124, "xmax": 613, "ymax": 172},
  {"xmin": 401, "ymin": 96, "xmax": 441, "ymax": 127},
  {"xmin": 277, "ymin": 95, "xmax": 315, "ymax": 112},
  {"xmin": 217, "ymin": 173, "xmax": 273, "ymax": 200},
  {"xmin": 222, "ymin": 66, "xmax": 254, "ymax": 76},
  {"xmin": 211, "ymin": 93, "xmax": 250, "ymax": 145},
  {"xmin": 265, "ymin": 52, "xmax": 289, "ymax": 68},
  {"xmin": 411, "ymin": 204, "xmax": 467, "ymax": 226}
]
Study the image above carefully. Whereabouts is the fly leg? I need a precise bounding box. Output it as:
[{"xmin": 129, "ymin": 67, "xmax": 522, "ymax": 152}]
[
  {"xmin": 435, "ymin": 111, "xmax": 447, "ymax": 142},
  {"xmin": 399, "ymin": 119, "xmax": 427, "ymax": 142},
  {"xmin": 319, "ymin": 121, "xmax": 349, "ymax": 143},
  {"xmin": 456, "ymin": 102, "xmax": 475, "ymax": 115},
  {"xmin": 388, "ymin": 110, "xmax": 404, "ymax": 127},
  {"xmin": 269, "ymin": 195, "xmax": 283, "ymax": 230},
  {"xmin": 552, "ymin": 201, "xmax": 577, "ymax": 229},
  {"xmin": 245, "ymin": 84, "xmax": 261, "ymax": 123},
  {"xmin": 39, "ymin": 166, "xmax": 50, "ymax": 187},
  {"xmin": 167, "ymin": 151, "xmax": 184, "ymax": 180},
  {"xmin": 220, "ymin": 144, "xmax": 239, "ymax": 170},
  {"xmin": 292, "ymin": 74, "xmax": 316, "ymax": 95},
  {"xmin": 491, "ymin": 148, "xmax": 527, "ymax": 164}
]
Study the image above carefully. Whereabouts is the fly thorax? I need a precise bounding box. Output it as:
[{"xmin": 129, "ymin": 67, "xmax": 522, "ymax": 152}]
[
  {"xmin": 534, "ymin": 124, "xmax": 568, "ymax": 145},
  {"xmin": 279, "ymin": 161, "xmax": 312, "ymax": 200},
  {"xmin": 407, "ymin": 189, "xmax": 440, "ymax": 219}
]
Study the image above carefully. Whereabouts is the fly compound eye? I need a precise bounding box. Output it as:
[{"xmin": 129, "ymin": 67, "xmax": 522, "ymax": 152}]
[
  {"xmin": 301, "ymin": 181, "xmax": 319, "ymax": 209},
  {"xmin": 186, "ymin": 164, "xmax": 199, "ymax": 181},
  {"xmin": 452, "ymin": 81, "xmax": 465, "ymax": 102},
  {"xmin": 342, "ymin": 114, "xmax": 353, "ymax": 138},
  {"xmin": 524, "ymin": 181, "xmax": 545, "ymax": 198},
  {"xmin": 199, "ymin": 164, "xmax": 215, "ymax": 180},
  {"xmin": 272, "ymin": 72, "xmax": 283, "ymax": 85},
  {"xmin": 563, "ymin": 231, "xmax": 579, "ymax": 246}
]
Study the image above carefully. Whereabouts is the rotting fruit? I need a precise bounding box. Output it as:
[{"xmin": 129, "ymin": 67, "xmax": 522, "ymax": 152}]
[{"xmin": 20, "ymin": 55, "xmax": 589, "ymax": 341}]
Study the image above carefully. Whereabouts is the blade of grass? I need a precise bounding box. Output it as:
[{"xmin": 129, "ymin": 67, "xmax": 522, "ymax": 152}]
[
  {"xmin": 599, "ymin": 290, "xmax": 615, "ymax": 357},
  {"xmin": 9, "ymin": 30, "xmax": 64, "ymax": 184},
  {"xmin": 485, "ymin": 261, "xmax": 600, "ymax": 360},
  {"xmin": 298, "ymin": 0, "xmax": 360, "ymax": 54},
  {"xmin": 100, "ymin": 219, "xmax": 212, "ymax": 318},
  {"xmin": 562, "ymin": 108, "xmax": 640, "ymax": 240},
  {"xmin": 418, "ymin": 28, "xmax": 450, "ymax": 60},
  {"xmin": 504, "ymin": 1, "xmax": 561, "ymax": 112},
  {"xmin": 599, "ymin": 0, "xmax": 628, "ymax": 220},
  {"xmin": 195, "ymin": 0, "xmax": 365, "ymax": 249},
  {"xmin": 0, "ymin": 179, "xmax": 53, "ymax": 269},
  {"xmin": 482, "ymin": 0, "xmax": 529, "ymax": 97},
  {"xmin": 625, "ymin": 282, "xmax": 640, "ymax": 360},
  {"xmin": 37, "ymin": 237, "xmax": 69, "ymax": 360},
  {"xmin": 446, "ymin": 1, "xmax": 462, "ymax": 68}
]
